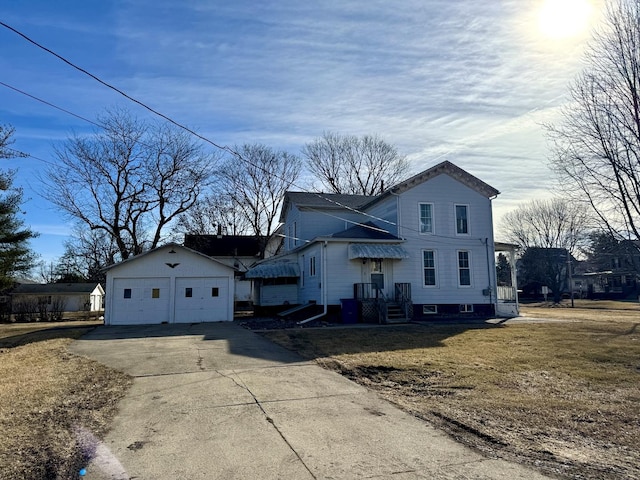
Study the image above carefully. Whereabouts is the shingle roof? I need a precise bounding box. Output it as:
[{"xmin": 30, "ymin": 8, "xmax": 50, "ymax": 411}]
[
  {"xmin": 12, "ymin": 283, "xmax": 102, "ymax": 295},
  {"xmin": 184, "ymin": 234, "xmax": 263, "ymax": 258},
  {"xmin": 280, "ymin": 192, "xmax": 375, "ymax": 222},
  {"xmin": 244, "ymin": 259, "xmax": 300, "ymax": 278},
  {"xmin": 328, "ymin": 221, "xmax": 400, "ymax": 240}
]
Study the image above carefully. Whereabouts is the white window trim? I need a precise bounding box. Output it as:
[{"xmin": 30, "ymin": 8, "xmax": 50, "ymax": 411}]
[
  {"xmin": 422, "ymin": 249, "xmax": 438, "ymax": 288},
  {"xmin": 423, "ymin": 304, "xmax": 438, "ymax": 314},
  {"xmin": 457, "ymin": 250, "xmax": 472, "ymax": 288},
  {"xmin": 454, "ymin": 204, "xmax": 470, "ymax": 236},
  {"xmin": 418, "ymin": 202, "xmax": 434, "ymax": 234}
]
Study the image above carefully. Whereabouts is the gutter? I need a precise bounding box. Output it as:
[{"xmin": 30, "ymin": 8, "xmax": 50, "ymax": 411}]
[{"xmin": 298, "ymin": 241, "xmax": 328, "ymax": 325}]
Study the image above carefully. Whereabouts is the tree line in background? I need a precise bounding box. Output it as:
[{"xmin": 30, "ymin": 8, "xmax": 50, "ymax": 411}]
[
  {"xmin": 501, "ymin": 0, "xmax": 640, "ymax": 302},
  {"xmin": 0, "ymin": 111, "xmax": 408, "ymax": 285},
  {"xmin": 3, "ymin": 0, "xmax": 640, "ymax": 297}
]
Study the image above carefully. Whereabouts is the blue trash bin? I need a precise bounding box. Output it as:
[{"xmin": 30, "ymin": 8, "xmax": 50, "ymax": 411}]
[{"xmin": 340, "ymin": 298, "xmax": 359, "ymax": 324}]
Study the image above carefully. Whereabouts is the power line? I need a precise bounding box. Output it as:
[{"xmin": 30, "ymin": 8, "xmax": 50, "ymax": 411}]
[{"xmin": 0, "ymin": 20, "xmax": 492, "ymax": 247}]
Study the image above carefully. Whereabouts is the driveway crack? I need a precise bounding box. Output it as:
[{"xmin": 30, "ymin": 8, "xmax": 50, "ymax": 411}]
[{"xmin": 216, "ymin": 369, "xmax": 317, "ymax": 480}]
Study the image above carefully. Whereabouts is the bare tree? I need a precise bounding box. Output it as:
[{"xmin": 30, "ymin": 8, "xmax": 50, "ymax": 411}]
[
  {"xmin": 547, "ymin": 0, "xmax": 640, "ymax": 240},
  {"xmin": 302, "ymin": 132, "xmax": 410, "ymax": 195},
  {"xmin": 43, "ymin": 109, "xmax": 216, "ymax": 260},
  {"xmin": 218, "ymin": 144, "xmax": 302, "ymax": 257},
  {"xmin": 501, "ymin": 198, "xmax": 591, "ymax": 254},
  {"xmin": 174, "ymin": 192, "xmax": 252, "ymax": 236},
  {"xmin": 501, "ymin": 198, "xmax": 591, "ymax": 302}
]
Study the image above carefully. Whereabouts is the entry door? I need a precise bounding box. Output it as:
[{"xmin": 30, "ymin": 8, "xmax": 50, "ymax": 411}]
[{"xmin": 370, "ymin": 259, "xmax": 394, "ymax": 298}]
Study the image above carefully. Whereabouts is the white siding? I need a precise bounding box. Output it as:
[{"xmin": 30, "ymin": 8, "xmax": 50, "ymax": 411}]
[
  {"xmin": 390, "ymin": 174, "xmax": 496, "ymax": 305},
  {"xmin": 105, "ymin": 245, "xmax": 235, "ymax": 325}
]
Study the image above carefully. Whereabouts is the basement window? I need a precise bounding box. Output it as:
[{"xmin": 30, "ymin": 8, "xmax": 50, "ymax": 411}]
[
  {"xmin": 423, "ymin": 305, "xmax": 437, "ymax": 314},
  {"xmin": 459, "ymin": 304, "xmax": 474, "ymax": 313}
]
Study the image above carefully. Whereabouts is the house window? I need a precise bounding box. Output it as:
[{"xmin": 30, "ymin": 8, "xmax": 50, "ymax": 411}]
[
  {"xmin": 211, "ymin": 287, "xmax": 219, "ymax": 297},
  {"xmin": 124, "ymin": 288, "xmax": 132, "ymax": 299},
  {"xmin": 459, "ymin": 304, "xmax": 474, "ymax": 313},
  {"xmin": 185, "ymin": 288, "xmax": 193, "ymax": 298},
  {"xmin": 423, "ymin": 305, "xmax": 438, "ymax": 314},
  {"xmin": 423, "ymin": 250, "xmax": 437, "ymax": 286},
  {"xmin": 293, "ymin": 222, "xmax": 298, "ymax": 246},
  {"xmin": 152, "ymin": 288, "xmax": 160, "ymax": 299},
  {"xmin": 419, "ymin": 203, "xmax": 433, "ymax": 234},
  {"xmin": 455, "ymin": 205, "xmax": 469, "ymax": 234},
  {"xmin": 458, "ymin": 251, "xmax": 471, "ymax": 286},
  {"xmin": 309, "ymin": 256, "xmax": 316, "ymax": 277}
]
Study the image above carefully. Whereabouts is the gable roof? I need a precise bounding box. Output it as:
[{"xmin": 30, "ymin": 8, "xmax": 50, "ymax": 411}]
[
  {"xmin": 13, "ymin": 283, "xmax": 103, "ymax": 295},
  {"xmin": 103, "ymin": 242, "xmax": 235, "ymax": 272},
  {"xmin": 184, "ymin": 234, "xmax": 263, "ymax": 258},
  {"xmin": 327, "ymin": 221, "xmax": 401, "ymax": 240},
  {"xmin": 279, "ymin": 192, "xmax": 375, "ymax": 222},
  {"xmin": 280, "ymin": 162, "xmax": 498, "ymax": 222},
  {"xmin": 361, "ymin": 161, "xmax": 500, "ymax": 210}
]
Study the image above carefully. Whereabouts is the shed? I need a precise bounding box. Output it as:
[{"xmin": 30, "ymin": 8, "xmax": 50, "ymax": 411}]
[{"xmin": 104, "ymin": 243, "xmax": 235, "ymax": 325}]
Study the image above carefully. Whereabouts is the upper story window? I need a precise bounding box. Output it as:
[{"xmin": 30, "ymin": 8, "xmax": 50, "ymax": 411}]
[
  {"xmin": 455, "ymin": 205, "xmax": 469, "ymax": 235},
  {"xmin": 419, "ymin": 203, "xmax": 433, "ymax": 234},
  {"xmin": 293, "ymin": 222, "xmax": 298, "ymax": 247},
  {"xmin": 309, "ymin": 256, "xmax": 316, "ymax": 276}
]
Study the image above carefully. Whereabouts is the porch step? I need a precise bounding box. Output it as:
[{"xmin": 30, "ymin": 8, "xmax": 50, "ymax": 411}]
[{"xmin": 385, "ymin": 304, "xmax": 408, "ymax": 324}]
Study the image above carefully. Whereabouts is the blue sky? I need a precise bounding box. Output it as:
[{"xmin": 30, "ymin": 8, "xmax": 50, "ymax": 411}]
[{"xmin": 1, "ymin": 0, "xmax": 604, "ymax": 264}]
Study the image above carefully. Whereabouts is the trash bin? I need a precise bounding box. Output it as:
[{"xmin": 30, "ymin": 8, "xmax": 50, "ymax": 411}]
[{"xmin": 340, "ymin": 298, "xmax": 359, "ymax": 324}]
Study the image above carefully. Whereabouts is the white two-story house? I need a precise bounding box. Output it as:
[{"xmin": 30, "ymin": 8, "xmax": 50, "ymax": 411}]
[{"xmin": 246, "ymin": 161, "xmax": 517, "ymax": 322}]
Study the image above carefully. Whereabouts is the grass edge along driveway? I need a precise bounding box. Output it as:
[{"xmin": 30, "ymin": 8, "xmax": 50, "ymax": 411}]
[
  {"xmin": 262, "ymin": 307, "xmax": 640, "ymax": 480},
  {"xmin": 0, "ymin": 321, "xmax": 132, "ymax": 479}
]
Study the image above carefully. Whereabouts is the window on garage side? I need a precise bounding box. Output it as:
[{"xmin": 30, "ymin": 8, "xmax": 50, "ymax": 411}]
[
  {"xmin": 211, "ymin": 287, "xmax": 219, "ymax": 297},
  {"xmin": 124, "ymin": 288, "xmax": 132, "ymax": 299},
  {"xmin": 185, "ymin": 287, "xmax": 192, "ymax": 298},
  {"xmin": 152, "ymin": 288, "xmax": 160, "ymax": 298}
]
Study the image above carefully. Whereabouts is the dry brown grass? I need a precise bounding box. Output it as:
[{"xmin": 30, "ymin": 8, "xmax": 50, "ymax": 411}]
[
  {"xmin": 0, "ymin": 322, "xmax": 131, "ymax": 479},
  {"xmin": 263, "ymin": 309, "xmax": 640, "ymax": 479}
]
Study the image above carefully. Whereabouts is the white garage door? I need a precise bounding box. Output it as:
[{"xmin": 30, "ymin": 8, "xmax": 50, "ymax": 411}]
[
  {"xmin": 112, "ymin": 278, "xmax": 170, "ymax": 325},
  {"xmin": 174, "ymin": 277, "xmax": 230, "ymax": 323}
]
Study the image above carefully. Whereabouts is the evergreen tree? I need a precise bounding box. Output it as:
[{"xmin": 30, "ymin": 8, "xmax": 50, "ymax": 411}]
[{"xmin": 0, "ymin": 125, "xmax": 37, "ymax": 289}]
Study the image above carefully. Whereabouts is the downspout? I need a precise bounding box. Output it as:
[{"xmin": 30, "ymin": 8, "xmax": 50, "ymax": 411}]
[{"xmin": 298, "ymin": 241, "xmax": 328, "ymax": 325}]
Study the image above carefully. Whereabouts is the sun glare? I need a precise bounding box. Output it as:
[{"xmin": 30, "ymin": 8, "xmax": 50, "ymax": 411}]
[{"xmin": 538, "ymin": 0, "xmax": 593, "ymax": 39}]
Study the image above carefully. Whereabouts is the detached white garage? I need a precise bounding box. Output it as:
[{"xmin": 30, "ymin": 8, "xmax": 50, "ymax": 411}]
[{"xmin": 104, "ymin": 243, "xmax": 235, "ymax": 325}]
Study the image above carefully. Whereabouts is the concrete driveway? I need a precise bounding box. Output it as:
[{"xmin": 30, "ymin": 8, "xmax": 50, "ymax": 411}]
[{"xmin": 70, "ymin": 322, "xmax": 550, "ymax": 479}]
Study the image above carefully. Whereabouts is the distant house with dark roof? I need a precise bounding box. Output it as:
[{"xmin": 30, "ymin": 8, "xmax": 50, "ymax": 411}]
[
  {"xmin": 11, "ymin": 283, "xmax": 104, "ymax": 320},
  {"xmin": 246, "ymin": 161, "xmax": 517, "ymax": 321},
  {"xmin": 184, "ymin": 234, "xmax": 281, "ymax": 306}
]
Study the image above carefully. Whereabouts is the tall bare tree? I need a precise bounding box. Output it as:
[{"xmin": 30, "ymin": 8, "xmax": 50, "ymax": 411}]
[
  {"xmin": 501, "ymin": 198, "xmax": 591, "ymax": 302},
  {"xmin": 174, "ymin": 192, "xmax": 252, "ymax": 236},
  {"xmin": 547, "ymin": 0, "xmax": 640, "ymax": 240},
  {"xmin": 43, "ymin": 109, "xmax": 216, "ymax": 261},
  {"xmin": 218, "ymin": 144, "xmax": 302, "ymax": 257},
  {"xmin": 302, "ymin": 132, "xmax": 410, "ymax": 195}
]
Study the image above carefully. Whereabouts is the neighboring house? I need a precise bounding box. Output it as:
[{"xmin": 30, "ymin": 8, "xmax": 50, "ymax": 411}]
[
  {"xmin": 104, "ymin": 243, "xmax": 235, "ymax": 325},
  {"xmin": 11, "ymin": 283, "xmax": 104, "ymax": 319},
  {"xmin": 583, "ymin": 239, "xmax": 640, "ymax": 299},
  {"xmin": 184, "ymin": 234, "xmax": 262, "ymax": 306},
  {"xmin": 246, "ymin": 161, "xmax": 517, "ymax": 322}
]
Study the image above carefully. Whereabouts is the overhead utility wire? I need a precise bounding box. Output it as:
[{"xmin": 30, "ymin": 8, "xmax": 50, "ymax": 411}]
[
  {"xmin": 1, "ymin": 21, "xmax": 489, "ymax": 247},
  {"xmin": 0, "ymin": 20, "xmax": 400, "ymax": 231},
  {"xmin": 0, "ymin": 21, "xmax": 404, "ymax": 232}
]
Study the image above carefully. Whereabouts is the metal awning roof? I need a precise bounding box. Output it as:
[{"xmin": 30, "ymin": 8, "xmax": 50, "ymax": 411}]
[
  {"xmin": 348, "ymin": 244, "xmax": 410, "ymax": 260},
  {"xmin": 244, "ymin": 261, "xmax": 300, "ymax": 279}
]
